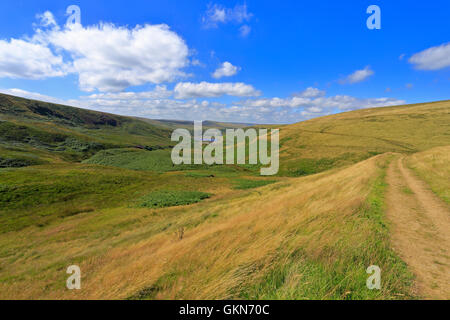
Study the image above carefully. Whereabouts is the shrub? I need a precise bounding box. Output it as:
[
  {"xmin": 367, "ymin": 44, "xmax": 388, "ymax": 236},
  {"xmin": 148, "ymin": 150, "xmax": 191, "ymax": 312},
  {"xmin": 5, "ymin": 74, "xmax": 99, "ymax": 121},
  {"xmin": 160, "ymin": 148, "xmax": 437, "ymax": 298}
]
[
  {"xmin": 0, "ymin": 157, "xmax": 40, "ymax": 168},
  {"xmin": 137, "ymin": 190, "xmax": 211, "ymax": 208}
]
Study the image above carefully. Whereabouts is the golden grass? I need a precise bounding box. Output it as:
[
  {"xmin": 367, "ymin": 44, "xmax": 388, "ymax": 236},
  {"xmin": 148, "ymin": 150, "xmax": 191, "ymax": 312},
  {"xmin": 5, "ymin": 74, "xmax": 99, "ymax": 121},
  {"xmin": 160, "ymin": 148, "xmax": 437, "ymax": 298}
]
[
  {"xmin": 279, "ymin": 100, "xmax": 450, "ymax": 175},
  {"xmin": 0, "ymin": 154, "xmax": 412, "ymax": 299},
  {"xmin": 6, "ymin": 99, "xmax": 448, "ymax": 299},
  {"xmin": 406, "ymin": 146, "xmax": 450, "ymax": 205}
]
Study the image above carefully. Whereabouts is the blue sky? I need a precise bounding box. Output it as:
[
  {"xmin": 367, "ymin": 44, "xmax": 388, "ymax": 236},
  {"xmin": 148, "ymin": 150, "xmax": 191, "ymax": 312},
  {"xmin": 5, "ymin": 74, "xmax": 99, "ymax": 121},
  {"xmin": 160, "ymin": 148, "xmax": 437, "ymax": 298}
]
[{"xmin": 0, "ymin": 0, "xmax": 449, "ymax": 123}]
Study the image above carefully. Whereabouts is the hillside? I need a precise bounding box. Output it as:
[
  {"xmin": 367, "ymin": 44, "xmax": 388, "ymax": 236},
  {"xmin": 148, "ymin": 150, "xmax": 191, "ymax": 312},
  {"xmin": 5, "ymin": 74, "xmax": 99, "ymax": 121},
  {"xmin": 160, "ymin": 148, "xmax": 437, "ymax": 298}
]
[
  {"xmin": 0, "ymin": 95, "xmax": 449, "ymax": 299},
  {"xmin": 0, "ymin": 93, "xmax": 264, "ymax": 170},
  {"xmin": 278, "ymin": 100, "xmax": 450, "ymax": 176},
  {"xmin": 0, "ymin": 154, "xmax": 415, "ymax": 299},
  {"xmin": 407, "ymin": 146, "xmax": 450, "ymax": 205},
  {"xmin": 0, "ymin": 93, "xmax": 173, "ymax": 165}
]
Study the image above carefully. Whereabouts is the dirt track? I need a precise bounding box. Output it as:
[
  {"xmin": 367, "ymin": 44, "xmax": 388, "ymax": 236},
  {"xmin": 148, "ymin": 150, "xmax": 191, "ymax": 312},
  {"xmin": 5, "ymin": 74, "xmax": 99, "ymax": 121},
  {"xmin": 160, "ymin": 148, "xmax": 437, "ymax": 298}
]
[{"xmin": 386, "ymin": 156, "xmax": 450, "ymax": 299}]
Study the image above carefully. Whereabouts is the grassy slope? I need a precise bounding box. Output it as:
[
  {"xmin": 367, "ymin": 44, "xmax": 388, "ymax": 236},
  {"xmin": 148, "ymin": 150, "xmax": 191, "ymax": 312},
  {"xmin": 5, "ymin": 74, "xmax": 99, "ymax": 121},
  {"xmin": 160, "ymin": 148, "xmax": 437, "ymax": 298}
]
[
  {"xmin": 0, "ymin": 96, "xmax": 449, "ymax": 299},
  {"xmin": 82, "ymin": 149, "xmax": 176, "ymax": 172},
  {"xmin": 0, "ymin": 93, "xmax": 173, "ymax": 164},
  {"xmin": 406, "ymin": 146, "xmax": 450, "ymax": 205},
  {"xmin": 0, "ymin": 162, "xmax": 252, "ymax": 233},
  {"xmin": 0, "ymin": 155, "xmax": 413, "ymax": 299},
  {"xmin": 279, "ymin": 100, "xmax": 450, "ymax": 176},
  {"xmin": 91, "ymin": 100, "xmax": 450, "ymax": 177}
]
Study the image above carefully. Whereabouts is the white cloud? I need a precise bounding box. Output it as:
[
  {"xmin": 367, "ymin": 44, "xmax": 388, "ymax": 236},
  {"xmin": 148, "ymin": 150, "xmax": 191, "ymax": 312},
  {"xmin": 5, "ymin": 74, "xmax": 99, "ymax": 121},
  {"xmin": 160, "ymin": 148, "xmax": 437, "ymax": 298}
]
[
  {"xmin": 239, "ymin": 25, "xmax": 251, "ymax": 37},
  {"xmin": 77, "ymin": 93, "xmax": 404, "ymax": 123},
  {"xmin": 47, "ymin": 23, "xmax": 189, "ymax": 92},
  {"xmin": 340, "ymin": 66, "xmax": 374, "ymax": 84},
  {"xmin": 174, "ymin": 82, "xmax": 260, "ymax": 99},
  {"xmin": 240, "ymin": 96, "xmax": 310, "ymax": 108},
  {"xmin": 0, "ymin": 13, "xmax": 190, "ymax": 92},
  {"xmin": 0, "ymin": 88, "xmax": 67, "ymax": 104},
  {"xmin": 309, "ymin": 95, "xmax": 404, "ymax": 111},
  {"xmin": 409, "ymin": 43, "xmax": 450, "ymax": 70},
  {"xmin": 191, "ymin": 59, "xmax": 203, "ymax": 67},
  {"xmin": 238, "ymin": 93, "xmax": 404, "ymax": 114},
  {"xmin": 0, "ymin": 39, "xmax": 67, "ymax": 79},
  {"xmin": 295, "ymin": 87, "xmax": 326, "ymax": 98},
  {"xmin": 212, "ymin": 62, "xmax": 241, "ymax": 79},
  {"xmin": 1, "ymin": 87, "xmax": 406, "ymax": 124},
  {"xmin": 208, "ymin": 7, "xmax": 226, "ymax": 24},
  {"xmin": 83, "ymin": 86, "xmax": 172, "ymax": 100},
  {"xmin": 36, "ymin": 11, "xmax": 58, "ymax": 28},
  {"xmin": 75, "ymin": 95, "xmax": 237, "ymax": 121},
  {"xmin": 203, "ymin": 3, "xmax": 253, "ymax": 28}
]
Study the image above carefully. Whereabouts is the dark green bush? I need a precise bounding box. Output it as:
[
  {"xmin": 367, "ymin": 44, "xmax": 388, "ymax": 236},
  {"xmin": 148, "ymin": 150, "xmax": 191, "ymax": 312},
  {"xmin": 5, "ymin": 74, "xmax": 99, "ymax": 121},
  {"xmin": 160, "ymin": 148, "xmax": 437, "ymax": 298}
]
[{"xmin": 137, "ymin": 191, "xmax": 211, "ymax": 208}]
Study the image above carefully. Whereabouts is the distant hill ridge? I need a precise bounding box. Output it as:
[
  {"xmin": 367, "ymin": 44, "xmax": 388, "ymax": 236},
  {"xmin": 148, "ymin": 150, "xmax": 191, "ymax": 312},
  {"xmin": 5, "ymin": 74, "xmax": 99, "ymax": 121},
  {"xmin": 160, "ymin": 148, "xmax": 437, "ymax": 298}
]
[
  {"xmin": 0, "ymin": 93, "xmax": 266, "ymax": 168},
  {"xmin": 0, "ymin": 93, "xmax": 175, "ymax": 165},
  {"xmin": 278, "ymin": 99, "xmax": 450, "ymax": 175},
  {"xmin": 1, "ymin": 93, "xmax": 449, "ymax": 176}
]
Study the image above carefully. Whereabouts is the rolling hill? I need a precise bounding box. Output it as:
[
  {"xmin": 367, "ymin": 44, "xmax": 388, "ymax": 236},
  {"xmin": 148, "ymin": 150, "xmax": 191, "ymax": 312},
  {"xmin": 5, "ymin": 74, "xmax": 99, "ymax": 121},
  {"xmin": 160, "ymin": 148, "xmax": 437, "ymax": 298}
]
[
  {"xmin": 0, "ymin": 94, "xmax": 449, "ymax": 299},
  {"xmin": 0, "ymin": 93, "xmax": 173, "ymax": 166},
  {"xmin": 278, "ymin": 100, "xmax": 450, "ymax": 176}
]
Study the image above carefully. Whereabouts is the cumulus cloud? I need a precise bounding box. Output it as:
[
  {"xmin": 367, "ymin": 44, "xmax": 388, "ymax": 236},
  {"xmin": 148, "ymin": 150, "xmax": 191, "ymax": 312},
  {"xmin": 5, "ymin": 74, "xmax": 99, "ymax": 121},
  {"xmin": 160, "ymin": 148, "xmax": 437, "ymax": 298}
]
[
  {"xmin": 239, "ymin": 25, "xmax": 251, "ymax": 37},
  {"xmin": 212, "ymin": 62, "xmax": 240, "ymax": 79},
  {"xmin": 238, "ymin": 92, "xmax": 405, "ymax": 114},
  {"xmin": 295, "ymin": 87, "xmax": 326, "ymax": 98},
  {"xmin": 191, "ymin": 59, "xmax": 203, "ymax": 67},
  {"xmin": 174, "ymin": 82, "xmax": 260, "ymax": 99},
  {"xmin": 340, "ymin": 66, "xmax": 374, "ymax": 84},
  {"xmin": 47, "ymin": 23, "xmax": 189, "ymax": 92},
  {"xmin": 36, "ymin": 11, "xmax": 58, "ymax": 28},
  {"xmin": 238, "ymin": 87, "xmax": 326, "ymax": 109},
  {"xmin": 311, "ymin": 96, "xmax": 404, "ymax": 111},
  {"xmin": 0, "ymin": 13, "xmax": 190, "ymax": 92},
  {"xmin": 240, "ymin": 96, "xmax": 310, "ymax": 108},
  {"xmin": 0, "ymin": 88, "xmax": 67, "ymax": 104},
  {"xmin": 1, "ymin": 87, "xmax": 406, "ymax": 124},
  {"xmin": 409, "ymin": 43, "xmax": 450, "ymax": 70},
  {"xmin": 81, "ymin": 93, "xmax": 404, "ymax": 123},
  {"xmin": 83, "ymin": 86, "xmax": 172, "ymax": 100},
  {"xmin": 0, "ymin": 39, "xmax": 67, "ymax": 79},
  {"xmin": 203, "ymin": 3, "xmax": 253, "ymax": 28}
]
